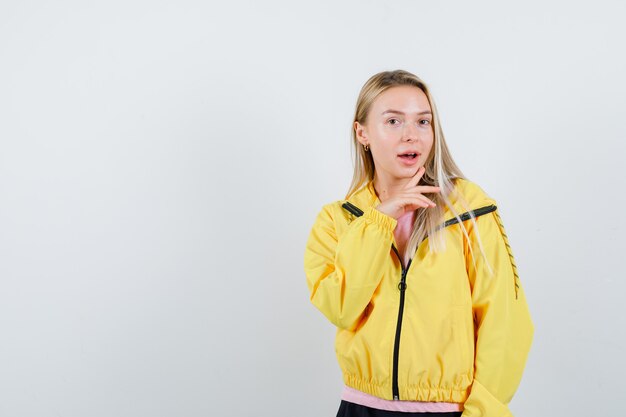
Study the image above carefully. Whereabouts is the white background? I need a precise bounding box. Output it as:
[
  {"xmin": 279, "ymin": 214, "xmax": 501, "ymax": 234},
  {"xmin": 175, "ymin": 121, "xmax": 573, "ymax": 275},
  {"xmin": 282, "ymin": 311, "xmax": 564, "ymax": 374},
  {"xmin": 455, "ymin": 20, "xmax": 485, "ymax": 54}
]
[{"xmin": 1, "ymin": 1, "xmax": 624, "ymax": 416}]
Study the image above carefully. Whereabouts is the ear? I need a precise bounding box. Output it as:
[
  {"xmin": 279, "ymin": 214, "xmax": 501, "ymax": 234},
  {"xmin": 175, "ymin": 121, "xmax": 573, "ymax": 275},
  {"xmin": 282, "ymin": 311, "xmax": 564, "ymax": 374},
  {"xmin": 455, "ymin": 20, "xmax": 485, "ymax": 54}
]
[{"xmin": 354, "ymin": 121, "xmax": 368, "ymax": 146}]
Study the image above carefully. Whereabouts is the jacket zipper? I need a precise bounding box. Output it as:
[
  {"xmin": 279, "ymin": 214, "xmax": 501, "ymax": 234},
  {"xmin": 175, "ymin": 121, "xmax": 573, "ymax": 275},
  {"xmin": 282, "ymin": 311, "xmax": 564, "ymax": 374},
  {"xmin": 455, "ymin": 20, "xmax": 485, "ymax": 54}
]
[
  {"xmin": 391, "ymin": 244, "xmax": 412, "ymax": 400},
  {"xmin": 340, "ymin": 201, "xmax": 497, "ymax": 400}
]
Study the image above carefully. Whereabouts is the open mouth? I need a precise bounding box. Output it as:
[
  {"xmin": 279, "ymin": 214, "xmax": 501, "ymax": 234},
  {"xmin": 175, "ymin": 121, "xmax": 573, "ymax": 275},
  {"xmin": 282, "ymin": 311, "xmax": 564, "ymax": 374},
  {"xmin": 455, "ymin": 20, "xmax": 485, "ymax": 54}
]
[{"xmin": 398, "ymin": 153, "xmax": 419, "ymax": 160}]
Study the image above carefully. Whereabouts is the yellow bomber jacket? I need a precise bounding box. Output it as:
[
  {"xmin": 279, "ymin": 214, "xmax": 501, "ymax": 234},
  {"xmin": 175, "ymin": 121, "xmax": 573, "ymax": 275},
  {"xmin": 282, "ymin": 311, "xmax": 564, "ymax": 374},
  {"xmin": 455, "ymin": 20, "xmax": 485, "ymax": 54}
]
[{"xmin": 304, "ymin": 178, "xmax": 534, "ymax": 417}]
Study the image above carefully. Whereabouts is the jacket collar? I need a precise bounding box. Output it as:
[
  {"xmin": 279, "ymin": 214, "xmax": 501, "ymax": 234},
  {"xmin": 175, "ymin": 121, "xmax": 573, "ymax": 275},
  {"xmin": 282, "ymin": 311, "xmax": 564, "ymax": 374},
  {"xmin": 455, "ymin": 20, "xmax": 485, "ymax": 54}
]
[{"xmin": 344, "ymin": 178, "xmax": 497, "ymax": 227}]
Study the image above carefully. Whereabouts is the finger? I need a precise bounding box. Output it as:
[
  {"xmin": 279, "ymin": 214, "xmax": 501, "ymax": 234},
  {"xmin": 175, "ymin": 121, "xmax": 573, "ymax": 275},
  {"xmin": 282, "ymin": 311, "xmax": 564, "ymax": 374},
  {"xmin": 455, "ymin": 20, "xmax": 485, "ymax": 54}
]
[
  {"xmin": 398, "ymin": 194, "xmax": 435, "ymax": 209},
  {"xmin": 404, "ymin": 166, "xmax": 425, "ymax": 189},
  {"xmin": 414, "ymin": 185, "xmax": 441, "ymax": 194},
  {"xmin": 405, "ymin": 198, "xmax": 433, "ymax": 210},
  {"xmin": 404, "ymin": 187, "xmax": 441, "ymax": 198},
  {"xmin": 400, "ymin": 190, "xmax": 439, "ymax": 207},
  {"xmin": 410, "ymin": 194, "xmax": 436, "ymax": 207}
]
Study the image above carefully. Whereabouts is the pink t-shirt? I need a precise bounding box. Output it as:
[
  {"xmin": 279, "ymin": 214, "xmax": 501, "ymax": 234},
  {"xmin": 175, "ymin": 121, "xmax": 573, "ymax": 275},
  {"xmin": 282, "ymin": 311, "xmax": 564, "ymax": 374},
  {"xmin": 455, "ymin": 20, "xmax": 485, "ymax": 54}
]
[
  {"xmin": 340, "ymin": 210, "xmax": 463, "ymax": 412},
  {"xmin": 394, "ymin": 209, "xmax": 416, "ymax": 266},
  {"xmin": 341, "ymin": 386, "xmax": 463, "ymax": 412}
]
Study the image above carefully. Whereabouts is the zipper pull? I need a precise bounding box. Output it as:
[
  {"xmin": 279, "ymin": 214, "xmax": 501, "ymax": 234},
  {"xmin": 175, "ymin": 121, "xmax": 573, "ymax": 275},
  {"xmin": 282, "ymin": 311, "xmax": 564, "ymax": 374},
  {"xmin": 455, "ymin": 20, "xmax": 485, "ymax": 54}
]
[{"xmin": 398, "ymin": 269, "xmax": 408, "ymax": 291}]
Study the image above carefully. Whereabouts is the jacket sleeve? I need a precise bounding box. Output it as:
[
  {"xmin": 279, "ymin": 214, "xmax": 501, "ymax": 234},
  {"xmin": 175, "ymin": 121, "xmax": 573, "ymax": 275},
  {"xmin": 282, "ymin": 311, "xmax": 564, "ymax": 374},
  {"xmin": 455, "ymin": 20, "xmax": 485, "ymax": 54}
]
[
  {"xmin": 461, "ymin": 209, "xmax": 534, "ymax": 417},
  {"xmin": 303, "ymin": 204, "xmax": 397, "ymax": 331}
]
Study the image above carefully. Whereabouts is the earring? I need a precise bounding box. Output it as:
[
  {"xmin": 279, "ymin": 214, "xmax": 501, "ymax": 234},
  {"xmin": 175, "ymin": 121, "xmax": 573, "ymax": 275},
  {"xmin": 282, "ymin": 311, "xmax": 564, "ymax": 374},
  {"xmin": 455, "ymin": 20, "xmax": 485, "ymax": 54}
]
[{"xmin": 363, "ymin": 144, "xmax": 369, "ymax": 152}]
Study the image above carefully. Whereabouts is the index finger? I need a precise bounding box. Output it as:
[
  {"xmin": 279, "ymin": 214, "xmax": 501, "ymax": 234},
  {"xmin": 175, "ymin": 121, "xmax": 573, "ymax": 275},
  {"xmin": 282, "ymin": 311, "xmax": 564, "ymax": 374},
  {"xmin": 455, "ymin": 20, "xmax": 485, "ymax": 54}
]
[{"xmin": 405, "ymin": 166, "xmax": 426, "ymax": 189}]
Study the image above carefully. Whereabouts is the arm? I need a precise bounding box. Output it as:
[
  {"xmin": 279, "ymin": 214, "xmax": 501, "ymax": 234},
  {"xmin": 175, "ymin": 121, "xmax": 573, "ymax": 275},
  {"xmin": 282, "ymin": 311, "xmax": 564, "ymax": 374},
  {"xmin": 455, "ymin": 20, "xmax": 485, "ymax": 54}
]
[
  {"xmin": 462, "ymin": 209, "xmax": 534, "ymax": 417},
  {"xmin": 304, "ymin": 204, "xmax": 397, "ymax": 331}
]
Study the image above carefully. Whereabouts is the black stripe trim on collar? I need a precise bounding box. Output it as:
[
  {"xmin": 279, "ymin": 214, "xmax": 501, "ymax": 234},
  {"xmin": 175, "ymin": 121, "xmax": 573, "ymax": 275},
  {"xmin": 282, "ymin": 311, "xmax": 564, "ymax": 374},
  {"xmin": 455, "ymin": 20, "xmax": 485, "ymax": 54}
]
[
  {"xmin": 341, "ymin": 201, "xmax": 497, "ymax": 228},
  {"xmin": 441, "ymin": 204, "xmax": 497, "ymax": 228},
  {"xmin": 341, "ymin": 201, "xmax": 364, "ymax": 217}
]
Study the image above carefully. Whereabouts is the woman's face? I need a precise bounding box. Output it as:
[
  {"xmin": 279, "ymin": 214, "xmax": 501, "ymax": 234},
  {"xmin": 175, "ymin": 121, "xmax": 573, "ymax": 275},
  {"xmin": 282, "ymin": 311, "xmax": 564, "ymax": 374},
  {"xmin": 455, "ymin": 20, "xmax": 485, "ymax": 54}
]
[{"xmin": 355, "ymin": 85, "xmax": 434, "ymax": 183}]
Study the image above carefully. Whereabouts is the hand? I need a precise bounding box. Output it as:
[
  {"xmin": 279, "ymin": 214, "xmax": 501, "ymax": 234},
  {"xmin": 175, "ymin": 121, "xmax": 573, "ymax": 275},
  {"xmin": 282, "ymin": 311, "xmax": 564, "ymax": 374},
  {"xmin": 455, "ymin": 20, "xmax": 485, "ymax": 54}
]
[{"xmin": 375, "ymin": 167, "xmax": 441, "ymax": 220}]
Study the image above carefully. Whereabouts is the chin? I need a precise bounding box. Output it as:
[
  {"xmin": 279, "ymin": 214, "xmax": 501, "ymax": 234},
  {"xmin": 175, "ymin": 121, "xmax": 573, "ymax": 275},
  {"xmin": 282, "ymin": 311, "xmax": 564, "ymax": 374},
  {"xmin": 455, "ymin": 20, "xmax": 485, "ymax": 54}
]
[{"xmin": 404, "ymin": 165, "xmax": 422, "ymax": 174}]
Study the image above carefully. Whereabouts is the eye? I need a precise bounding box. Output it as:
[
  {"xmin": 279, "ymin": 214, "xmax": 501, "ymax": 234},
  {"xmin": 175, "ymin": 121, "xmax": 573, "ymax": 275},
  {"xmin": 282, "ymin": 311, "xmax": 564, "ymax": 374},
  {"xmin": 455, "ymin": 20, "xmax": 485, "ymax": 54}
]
[
  {"xmin": 387, "ymin": 118, "xmax": 401, "ymax": 125},
  {"xmin": 419, "ymin": 119, "xmax": 431, "ymax": 125}
]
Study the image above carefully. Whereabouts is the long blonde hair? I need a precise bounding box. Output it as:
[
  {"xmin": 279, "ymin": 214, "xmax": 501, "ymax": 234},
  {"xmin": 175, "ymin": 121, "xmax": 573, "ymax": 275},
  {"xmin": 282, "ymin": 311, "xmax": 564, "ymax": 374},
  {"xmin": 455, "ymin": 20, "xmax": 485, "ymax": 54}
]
[{"xmin": 346, "ymin": 70, "xmax": 492, "ymax": 274}]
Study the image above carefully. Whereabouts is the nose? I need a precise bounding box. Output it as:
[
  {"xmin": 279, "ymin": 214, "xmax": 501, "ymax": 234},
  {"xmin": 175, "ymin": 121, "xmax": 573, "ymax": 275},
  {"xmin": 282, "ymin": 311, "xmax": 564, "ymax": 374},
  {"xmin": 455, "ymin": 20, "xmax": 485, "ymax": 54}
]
[{"xmin": 402, "ymin": 122, "xmax": 419, "ymax": 142}]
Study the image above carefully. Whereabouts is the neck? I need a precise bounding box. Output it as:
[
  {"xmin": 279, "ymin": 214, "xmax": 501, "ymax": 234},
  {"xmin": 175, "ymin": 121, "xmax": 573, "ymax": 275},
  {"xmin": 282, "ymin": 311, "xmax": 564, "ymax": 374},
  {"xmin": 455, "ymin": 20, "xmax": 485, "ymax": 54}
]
[{"xmin": 372, "ymin": 172, "xmax": 413, "ymax": 203}]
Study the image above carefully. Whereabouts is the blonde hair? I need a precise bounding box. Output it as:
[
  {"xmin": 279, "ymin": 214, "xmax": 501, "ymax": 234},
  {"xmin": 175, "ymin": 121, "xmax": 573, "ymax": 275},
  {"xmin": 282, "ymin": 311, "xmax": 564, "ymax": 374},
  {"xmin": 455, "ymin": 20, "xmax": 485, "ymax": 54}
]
[{"xmin": 346, "ymin": 70, "xmax": 493, "ymax": 274}]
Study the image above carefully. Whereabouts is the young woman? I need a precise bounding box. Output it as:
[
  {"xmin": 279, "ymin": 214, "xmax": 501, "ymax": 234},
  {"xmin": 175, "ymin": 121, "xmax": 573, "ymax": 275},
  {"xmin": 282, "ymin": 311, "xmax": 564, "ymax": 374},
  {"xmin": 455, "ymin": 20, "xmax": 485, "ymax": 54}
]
[{"xmin": 304, "ymin": 70, "xmax": 534, "ymax": 417}]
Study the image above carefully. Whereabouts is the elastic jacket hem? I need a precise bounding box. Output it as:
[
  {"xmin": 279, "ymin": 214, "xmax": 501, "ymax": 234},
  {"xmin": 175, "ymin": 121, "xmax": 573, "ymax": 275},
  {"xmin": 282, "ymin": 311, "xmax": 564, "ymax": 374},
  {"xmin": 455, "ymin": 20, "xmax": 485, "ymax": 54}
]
[{"xmin": 343, "ymin": 373, "xmax": 469, "ymax": 404}]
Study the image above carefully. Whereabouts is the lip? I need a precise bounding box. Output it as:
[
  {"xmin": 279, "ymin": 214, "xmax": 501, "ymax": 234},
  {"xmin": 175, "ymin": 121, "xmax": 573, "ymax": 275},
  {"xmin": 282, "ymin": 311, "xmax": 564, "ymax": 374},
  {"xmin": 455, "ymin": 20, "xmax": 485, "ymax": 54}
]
[
  {"xmin": 397, "ymin": 151, "xmax": 421, "ymax": 157},
  {"xmin": 397, "ymin": 153, "xmax": 421, "ymax": 165}
]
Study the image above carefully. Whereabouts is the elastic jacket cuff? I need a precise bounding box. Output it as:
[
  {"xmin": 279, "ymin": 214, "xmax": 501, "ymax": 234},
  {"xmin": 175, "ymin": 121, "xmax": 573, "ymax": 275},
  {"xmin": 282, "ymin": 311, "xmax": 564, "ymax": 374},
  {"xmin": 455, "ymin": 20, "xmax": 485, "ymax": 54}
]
[{"xmin": 362, "ymin": 206, "xmax": 397, "ymax": 233}]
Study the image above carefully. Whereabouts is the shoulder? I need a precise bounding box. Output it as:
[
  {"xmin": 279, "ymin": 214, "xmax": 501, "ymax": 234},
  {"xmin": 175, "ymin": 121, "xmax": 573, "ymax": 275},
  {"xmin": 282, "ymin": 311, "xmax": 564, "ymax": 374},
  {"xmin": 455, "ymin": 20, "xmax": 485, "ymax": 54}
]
[
  {"xmin": 315, "ymin": 182, "xmax": 375, "ymax": 223},
  {"xmin": 452, "ymin": 177, "xmax": 493, "ymax": 202},
  {"xmin": 439, "ymin": 178, "xmax": 499, "ymax": 227},
  {"xmin": 306, "ymin": 200, "xmax": 356, "ymax": 248},
  {"xmin": 449, "ymin": 177, "xmax": 497, "ymax": 210},
  {"xmin": 314, "ymin": 199, "xmax": 353, "ymax": 226},
  {"xmin": 309, "ymin": 191, "xmax": 376, "ymax": 239}
]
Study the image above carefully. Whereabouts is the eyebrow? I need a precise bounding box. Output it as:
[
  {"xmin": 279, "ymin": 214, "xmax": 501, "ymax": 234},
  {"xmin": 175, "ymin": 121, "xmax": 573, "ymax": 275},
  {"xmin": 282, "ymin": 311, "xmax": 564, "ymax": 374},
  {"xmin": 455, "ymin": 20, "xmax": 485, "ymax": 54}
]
[{"xmin": 381, "ymin": 109, "xmax": 432, "ymax": 116}]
